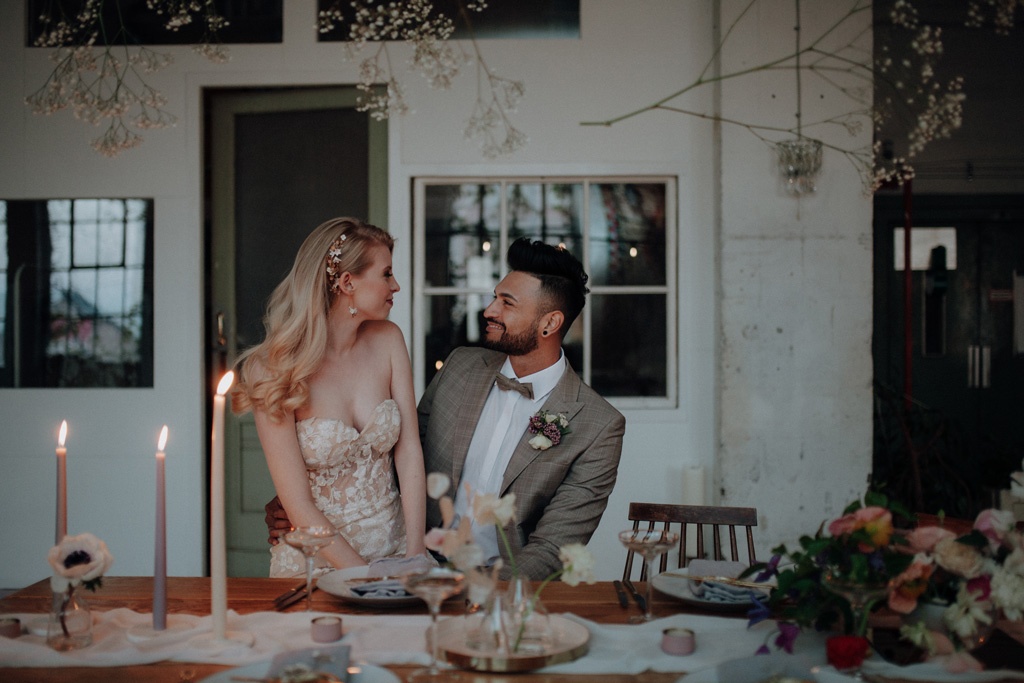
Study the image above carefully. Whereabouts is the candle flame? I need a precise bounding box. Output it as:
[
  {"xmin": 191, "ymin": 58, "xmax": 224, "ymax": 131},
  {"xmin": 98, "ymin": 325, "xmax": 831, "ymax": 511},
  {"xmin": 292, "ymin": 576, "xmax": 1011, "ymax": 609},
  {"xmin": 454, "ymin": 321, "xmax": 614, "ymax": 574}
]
[
  {"xmin": 158, "ymin": 425, "xmax": 169, "ymax": 451},
  {"xmin": 58, "ymin": 420, "xmax": 68, "ymax": 447},
  {"xmin": 217, "ymin": 371, "xmax": 235, "ymax": 396}
]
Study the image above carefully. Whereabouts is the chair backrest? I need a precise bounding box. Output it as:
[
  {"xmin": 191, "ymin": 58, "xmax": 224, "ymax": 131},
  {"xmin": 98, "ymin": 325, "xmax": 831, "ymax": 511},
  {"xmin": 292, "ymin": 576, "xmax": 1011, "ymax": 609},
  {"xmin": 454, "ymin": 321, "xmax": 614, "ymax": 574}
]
[{"xmin": 622, "ymin": 502, "xmax": 758, "ymax": 581}]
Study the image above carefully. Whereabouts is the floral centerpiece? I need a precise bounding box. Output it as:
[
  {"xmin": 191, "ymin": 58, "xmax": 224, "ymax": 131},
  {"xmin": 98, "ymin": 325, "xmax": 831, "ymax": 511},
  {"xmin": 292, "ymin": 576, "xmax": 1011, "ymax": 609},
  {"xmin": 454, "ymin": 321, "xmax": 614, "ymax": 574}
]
[
  {"xmin": 424, "ymin": 472, "xmax": 595, "ymax": 654},
  {"xmin": 46, "ymin": 532, "xmax": 114, "ymax": 651}
]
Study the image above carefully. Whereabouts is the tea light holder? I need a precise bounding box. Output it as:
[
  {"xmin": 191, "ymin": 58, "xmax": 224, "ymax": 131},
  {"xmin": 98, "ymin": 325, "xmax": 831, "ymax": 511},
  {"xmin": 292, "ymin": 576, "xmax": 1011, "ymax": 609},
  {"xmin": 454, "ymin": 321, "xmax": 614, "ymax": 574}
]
[
  {"xmin": 311, "ymin": 616, "xmax": 343, "ymax": 643},
  {"xmin": 661, "ymin": 627, "xmax": 695, "ymax": 656}
]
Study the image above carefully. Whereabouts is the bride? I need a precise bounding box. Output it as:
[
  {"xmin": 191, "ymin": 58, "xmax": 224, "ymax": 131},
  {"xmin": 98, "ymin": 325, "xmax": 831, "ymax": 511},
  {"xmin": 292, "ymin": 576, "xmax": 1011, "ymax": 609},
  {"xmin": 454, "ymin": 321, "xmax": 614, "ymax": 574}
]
[{"xmin": 231, "ymin": 217, "xmax": 427, "ymax": 577}]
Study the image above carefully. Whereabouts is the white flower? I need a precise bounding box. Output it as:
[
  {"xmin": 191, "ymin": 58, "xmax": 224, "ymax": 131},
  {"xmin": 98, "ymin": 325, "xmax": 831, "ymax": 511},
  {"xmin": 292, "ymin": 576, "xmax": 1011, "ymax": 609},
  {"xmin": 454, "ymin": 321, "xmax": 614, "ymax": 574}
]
[
  {"xmin": 427, "ymin": 472, "xmax": 451, "ymax": 500},
  {"xmin": 943, "ymin": 583, "xmax": 994, "ymax": 640},
  {"xmin": 449, "ymin": 542, "xmax": 485, "ymax": 573},
  {"xmin": 990, "ymin": 559, "xmax": 1024, "ymax": 621},
  {"xmin": 528, "ymin": 434, "xmax": 553, "ymax": 451},
  {"xmin": 558, "ymin": 543, "xmax": 596, "ymax": 587},
  {"xmin": 48, "ymin": 532, "xmax": 113, "ymax": 593},
  {"xmin": 472, "ymin": 492, "xmax": 516, "ymax": 527},
  {"xmin": 933, "ymin": 537, "xmax": 986, "ymax": 578}
]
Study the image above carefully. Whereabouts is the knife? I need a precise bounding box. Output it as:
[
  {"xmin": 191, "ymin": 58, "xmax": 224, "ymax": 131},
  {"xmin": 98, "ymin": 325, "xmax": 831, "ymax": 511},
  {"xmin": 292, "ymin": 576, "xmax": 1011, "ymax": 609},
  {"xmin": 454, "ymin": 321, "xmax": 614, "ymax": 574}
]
[
  {"xmin": 275, "ymin": 584, "xmax": 318, "ymax": 611},
  {"xmin": 612, "ymin": 580, "xmax": 629, "ymax": 608},
  {"xmin": 622, "ymin": 579, "xmax": 647, "ymax": 612},
  {"xmin": 273, "ymin": 581, "xmax": 307, "ymax": 607}
]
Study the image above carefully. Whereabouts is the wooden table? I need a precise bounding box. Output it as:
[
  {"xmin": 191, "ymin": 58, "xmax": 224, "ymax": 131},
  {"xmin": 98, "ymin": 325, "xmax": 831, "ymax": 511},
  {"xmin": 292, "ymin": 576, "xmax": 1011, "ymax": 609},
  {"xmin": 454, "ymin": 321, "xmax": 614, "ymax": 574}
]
[
  {"xmin": 3, "ymin": 577, "xmax": 1022, "ymax": 683},
  {"xmin": 0, "ymin": 577, "xmax": 715, "ymax": 683}
]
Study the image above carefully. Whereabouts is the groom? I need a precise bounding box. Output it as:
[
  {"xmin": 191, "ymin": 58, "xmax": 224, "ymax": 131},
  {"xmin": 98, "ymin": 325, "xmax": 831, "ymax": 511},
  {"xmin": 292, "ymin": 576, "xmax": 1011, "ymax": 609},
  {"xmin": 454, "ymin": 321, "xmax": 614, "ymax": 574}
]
[
  {"xmin": 420, "ymin": 238, "xmax": 625, "ymax": 579},
  {"xmin": 267, "ymin": 239, "xmax": 624, "ymax": 579}
]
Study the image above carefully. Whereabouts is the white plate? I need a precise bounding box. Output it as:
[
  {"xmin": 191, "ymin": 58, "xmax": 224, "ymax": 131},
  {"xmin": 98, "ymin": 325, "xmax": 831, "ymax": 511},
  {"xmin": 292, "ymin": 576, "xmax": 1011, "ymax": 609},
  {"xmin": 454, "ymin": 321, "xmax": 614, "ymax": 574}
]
[
  {"xmin": 317, "ymin": 566, "xmax": 422, "ymax": 608},
  {"xmin": 198, "ymin": 661, "xmax": 398, "ymax": 683},
  {"xmin": 652, "ymin": 567, "xmax": 771, "ymax": 613}
]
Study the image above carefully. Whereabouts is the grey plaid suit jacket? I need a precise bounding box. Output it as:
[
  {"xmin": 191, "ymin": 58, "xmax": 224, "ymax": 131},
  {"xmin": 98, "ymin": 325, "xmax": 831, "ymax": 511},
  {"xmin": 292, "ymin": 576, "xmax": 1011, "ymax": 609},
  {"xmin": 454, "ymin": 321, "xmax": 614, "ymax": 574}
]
[{"xmin": 418, "ymin": 346, "xmax": 625, "ymax": 579}]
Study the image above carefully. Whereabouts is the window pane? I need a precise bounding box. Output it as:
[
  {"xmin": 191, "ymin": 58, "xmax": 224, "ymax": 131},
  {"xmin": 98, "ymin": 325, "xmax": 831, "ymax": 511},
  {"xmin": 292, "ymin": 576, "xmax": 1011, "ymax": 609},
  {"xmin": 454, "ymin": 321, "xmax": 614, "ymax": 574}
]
[
  {"xmin": 588, "ymin": 183, "xmax": 667, "ymax": 287},
  {"xmin": 2, "ymin": 198, "xmax": 153, "ymax": 387},
  {"xmin": 591, "ymin": 293, "xmax": 667, "ymax": 396},
  {"xmin": 508, "ymin": 183, "xmax": 583, "ymax": 261},
  {"xmin": 422, "ymin": 294, "xmax": 481, "ymax": 387},
  {"xmin": 424, "ymin": 184, "xmax": 501, "ymax": 288}
]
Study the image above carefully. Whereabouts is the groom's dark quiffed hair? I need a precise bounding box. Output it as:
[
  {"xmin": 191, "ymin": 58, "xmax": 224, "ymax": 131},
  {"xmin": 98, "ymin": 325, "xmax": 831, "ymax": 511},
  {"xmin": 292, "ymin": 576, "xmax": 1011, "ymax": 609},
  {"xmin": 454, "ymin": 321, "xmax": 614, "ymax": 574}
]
[{"xmin": 507, "ymin": 238, "xmax": 590, "ymax": 334}]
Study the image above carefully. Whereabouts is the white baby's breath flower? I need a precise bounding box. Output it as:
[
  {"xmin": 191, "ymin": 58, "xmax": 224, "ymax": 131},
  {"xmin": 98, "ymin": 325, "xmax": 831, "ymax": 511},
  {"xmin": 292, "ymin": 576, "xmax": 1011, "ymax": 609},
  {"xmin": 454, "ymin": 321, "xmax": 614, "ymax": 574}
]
[
  {"xmin": 473, "ymin": 492, "xmax": 516, "ymax": 526},
  {"xmin": 558, "ymin": 543, "xmax": 596, "ymax": 587},
  {"xmin": 990, "ymin": 559, "xmax": 1024, "ymax": 621}
]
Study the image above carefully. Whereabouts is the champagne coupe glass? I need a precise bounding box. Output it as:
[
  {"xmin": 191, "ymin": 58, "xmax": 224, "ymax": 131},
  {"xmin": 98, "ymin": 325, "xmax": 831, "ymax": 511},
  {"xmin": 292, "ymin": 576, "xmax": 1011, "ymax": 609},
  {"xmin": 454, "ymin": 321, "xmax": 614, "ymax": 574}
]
[
  {"xmin": 822, "ymin": 567, "xmax": 891, "ymax": 638},
  {"xmin": 283, "ymin": 526, "xmax": 338, "ymax": 612},
  {"xmin": 618, "ymin": 529, "xmax": 679, "ymax": 623},
  {"xmin": 401, "ymin": 567, "xmax": 465, "ymax": 681}
]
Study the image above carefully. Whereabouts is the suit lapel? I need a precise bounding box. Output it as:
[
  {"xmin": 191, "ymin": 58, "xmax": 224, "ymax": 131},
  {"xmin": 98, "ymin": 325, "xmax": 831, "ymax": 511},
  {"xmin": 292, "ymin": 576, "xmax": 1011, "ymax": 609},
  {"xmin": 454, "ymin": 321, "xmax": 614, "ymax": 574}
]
[
  {"xmin": 450, "ymin": 351, "xmax": 506, "ymax": 485},
  {"xmin": 500, "ymin": 363, "xmax": 585, "ymax": 492}
]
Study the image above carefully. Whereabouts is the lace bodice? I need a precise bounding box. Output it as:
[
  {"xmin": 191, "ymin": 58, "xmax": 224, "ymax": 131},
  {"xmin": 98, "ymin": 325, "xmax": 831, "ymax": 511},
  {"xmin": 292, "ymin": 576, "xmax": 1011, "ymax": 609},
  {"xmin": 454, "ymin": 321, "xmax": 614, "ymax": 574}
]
[{"xmin": 269, "ymin": 399, "xmax": 407, "ymax": 578}]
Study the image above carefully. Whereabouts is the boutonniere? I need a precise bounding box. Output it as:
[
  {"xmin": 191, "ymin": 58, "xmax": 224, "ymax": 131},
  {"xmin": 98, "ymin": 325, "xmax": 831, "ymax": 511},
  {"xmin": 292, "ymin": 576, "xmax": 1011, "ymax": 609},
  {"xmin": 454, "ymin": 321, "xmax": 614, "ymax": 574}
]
[{"xmin": 527, "ymin": 409, "xmax": 571, "ymax": 450}]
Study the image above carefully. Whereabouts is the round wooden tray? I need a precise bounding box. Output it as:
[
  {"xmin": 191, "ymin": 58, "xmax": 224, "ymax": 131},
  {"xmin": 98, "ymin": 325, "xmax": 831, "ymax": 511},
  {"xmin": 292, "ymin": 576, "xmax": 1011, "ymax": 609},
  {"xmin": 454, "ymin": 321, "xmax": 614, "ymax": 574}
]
[{"xmin": 437, "ymin": 614, "xmax": 590, "ymax": 672}]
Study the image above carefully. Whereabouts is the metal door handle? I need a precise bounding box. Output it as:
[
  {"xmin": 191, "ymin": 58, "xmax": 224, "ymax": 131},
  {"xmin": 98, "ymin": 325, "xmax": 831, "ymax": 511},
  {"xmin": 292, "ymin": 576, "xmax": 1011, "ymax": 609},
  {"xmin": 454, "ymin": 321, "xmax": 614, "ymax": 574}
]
[{"xmin": 967, "ymin": 345, "xmax": 991, "ymax": 389}]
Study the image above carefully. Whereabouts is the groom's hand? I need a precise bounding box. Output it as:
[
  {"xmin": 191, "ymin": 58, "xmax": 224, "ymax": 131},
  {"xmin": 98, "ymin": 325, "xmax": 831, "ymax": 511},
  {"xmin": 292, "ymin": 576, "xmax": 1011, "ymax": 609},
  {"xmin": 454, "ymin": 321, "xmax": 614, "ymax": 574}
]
[{"xmin": 264, "ymin": 496, "xmax": 292, "ymax": 546}]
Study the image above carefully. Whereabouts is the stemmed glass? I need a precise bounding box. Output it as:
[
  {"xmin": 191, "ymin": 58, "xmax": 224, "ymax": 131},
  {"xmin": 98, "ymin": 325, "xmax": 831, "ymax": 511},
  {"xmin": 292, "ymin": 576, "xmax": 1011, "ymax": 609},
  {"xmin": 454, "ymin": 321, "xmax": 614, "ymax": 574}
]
[
  {"xmin": 618, "ymin": 529, "xmax": 679, "ymax": 623},
  {"xmin": 401, "ymin": 567, "xmax": 465, "ymax": 681},
  {"xmin": 283, "ymin": 526, "xmax": 338, "ymax": 612}
]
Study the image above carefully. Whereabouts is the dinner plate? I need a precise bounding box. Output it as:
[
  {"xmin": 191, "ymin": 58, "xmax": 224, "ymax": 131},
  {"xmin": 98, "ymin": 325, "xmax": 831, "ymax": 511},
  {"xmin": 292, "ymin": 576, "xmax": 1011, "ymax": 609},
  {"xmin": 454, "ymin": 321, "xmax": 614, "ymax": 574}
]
[
  {"xmin": 651, "ymin": 568, "xmax": 771, "ymax": 613},
  {"xmin": 317, "ymin": 566, "xmax": 422, "ymax": 607},
  {"xmin": 198, "ymin": 661, "xmax": 398, "ymax": 683}
]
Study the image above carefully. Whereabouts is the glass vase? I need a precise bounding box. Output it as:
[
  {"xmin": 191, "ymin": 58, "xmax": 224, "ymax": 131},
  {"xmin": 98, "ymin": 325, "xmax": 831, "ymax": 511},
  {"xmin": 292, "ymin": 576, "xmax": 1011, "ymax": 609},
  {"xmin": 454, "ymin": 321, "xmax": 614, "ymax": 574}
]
[
  {"xmin": 47, "ymin": 587, "xmax": 93, "ymax": 651},
  {"xmin": 503, "ymin": 574, "xmax": 551, "ymax": 655},
  {"xmin": 465, "ymin": 590, "xmax": 509, "ymax": 654}
]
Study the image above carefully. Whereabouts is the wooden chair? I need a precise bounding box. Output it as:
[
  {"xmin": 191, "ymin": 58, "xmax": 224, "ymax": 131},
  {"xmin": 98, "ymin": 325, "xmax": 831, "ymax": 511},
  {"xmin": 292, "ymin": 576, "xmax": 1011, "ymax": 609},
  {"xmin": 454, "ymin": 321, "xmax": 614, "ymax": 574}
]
[{"xmin": 622, "ymin": 502, "xmax": 758, "ymax": 581}]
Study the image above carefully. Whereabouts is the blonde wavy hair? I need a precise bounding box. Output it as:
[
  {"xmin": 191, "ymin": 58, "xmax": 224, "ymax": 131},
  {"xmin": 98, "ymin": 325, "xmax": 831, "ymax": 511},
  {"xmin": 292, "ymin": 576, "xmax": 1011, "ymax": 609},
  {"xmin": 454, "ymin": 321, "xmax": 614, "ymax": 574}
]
[{"xmin": 230, "ymin": 217, "xmax": 394, "ymax": 421}]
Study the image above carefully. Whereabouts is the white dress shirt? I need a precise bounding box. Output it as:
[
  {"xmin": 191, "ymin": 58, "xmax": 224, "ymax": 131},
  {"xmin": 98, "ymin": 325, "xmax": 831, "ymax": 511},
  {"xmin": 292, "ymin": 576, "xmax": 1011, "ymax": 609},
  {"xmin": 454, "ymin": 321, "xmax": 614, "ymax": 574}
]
[{"xmin": 453, "ymin": 351, "xmax": 567, "ymax": 565}]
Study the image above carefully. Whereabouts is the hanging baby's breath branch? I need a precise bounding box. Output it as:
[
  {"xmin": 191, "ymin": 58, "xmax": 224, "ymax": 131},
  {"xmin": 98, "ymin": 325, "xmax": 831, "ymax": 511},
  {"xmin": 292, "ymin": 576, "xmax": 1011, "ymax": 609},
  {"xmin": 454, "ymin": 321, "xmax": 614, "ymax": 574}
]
[
  {"xmin": 581, "ymin": 0, "xmax": 1017, "ymax": 195},
  {"xmin": 26, "ymin": 0, "xmax": 229, "ymax": 157},
  {"xmin": 318, "ymin": 0, "xmax": 526, "ymax": 159}
]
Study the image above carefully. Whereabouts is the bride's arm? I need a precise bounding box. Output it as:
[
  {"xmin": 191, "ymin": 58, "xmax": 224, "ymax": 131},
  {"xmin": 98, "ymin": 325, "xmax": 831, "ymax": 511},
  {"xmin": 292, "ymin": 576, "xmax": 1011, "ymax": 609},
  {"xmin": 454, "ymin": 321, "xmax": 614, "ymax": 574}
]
[
  {"xmin": 254, "ymin": 407, "xmax": 368, "ymax": 568},
  {"xmin": 385, "ymin": 326, "xmax": 428, "ymax": 556}
]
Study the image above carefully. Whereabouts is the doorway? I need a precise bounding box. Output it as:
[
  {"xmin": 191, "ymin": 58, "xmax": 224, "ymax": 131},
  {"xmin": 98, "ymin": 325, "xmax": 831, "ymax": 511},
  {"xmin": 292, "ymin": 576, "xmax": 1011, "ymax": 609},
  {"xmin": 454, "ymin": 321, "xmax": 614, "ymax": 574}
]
[
  {"xmin": 873, "ymin": 194, "xmax": 1024, "ymax": 518},
  {"xmin": 206, "ymin": 86, "xmax": 387, "ymax": 576}
]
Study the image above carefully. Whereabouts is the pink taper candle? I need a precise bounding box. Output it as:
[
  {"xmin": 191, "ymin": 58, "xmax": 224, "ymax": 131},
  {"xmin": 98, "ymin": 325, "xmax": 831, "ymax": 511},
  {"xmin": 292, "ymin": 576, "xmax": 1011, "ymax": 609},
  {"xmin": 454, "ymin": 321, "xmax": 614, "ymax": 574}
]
[
  {"xmin": 154, "ymin": 425, "xmax": 169, "ymax": 630},
  {"xmin": 211, "ymin": 372, "xmax": 234, "ymax": 640},
  {"xmin": 56, "ymin": 420, "xmax": 68, "ymax": 544}
]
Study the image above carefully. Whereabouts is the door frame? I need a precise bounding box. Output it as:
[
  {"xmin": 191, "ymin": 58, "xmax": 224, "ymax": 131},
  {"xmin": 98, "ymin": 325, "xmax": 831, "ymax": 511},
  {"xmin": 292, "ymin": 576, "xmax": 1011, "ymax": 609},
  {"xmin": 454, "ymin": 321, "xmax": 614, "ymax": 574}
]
[{"xmin": 205, "ymin": 86, "xmax": 388, "ymax": 575}]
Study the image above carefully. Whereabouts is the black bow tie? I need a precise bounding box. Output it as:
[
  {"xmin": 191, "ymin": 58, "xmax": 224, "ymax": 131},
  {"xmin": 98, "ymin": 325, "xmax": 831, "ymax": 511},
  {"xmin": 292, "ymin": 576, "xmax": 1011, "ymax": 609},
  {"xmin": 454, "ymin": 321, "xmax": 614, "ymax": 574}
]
[{"xmin": 494, "ymin": 373, "xmax": 533, "ymax": 399}]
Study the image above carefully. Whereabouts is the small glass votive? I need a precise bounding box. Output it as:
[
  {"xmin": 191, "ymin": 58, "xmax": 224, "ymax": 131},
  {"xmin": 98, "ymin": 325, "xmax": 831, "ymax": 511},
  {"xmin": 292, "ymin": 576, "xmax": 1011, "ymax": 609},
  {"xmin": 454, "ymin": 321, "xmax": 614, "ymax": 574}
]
[
  {"xmin": 311, "ymin": 616, "xmax": 342, "ymax": 643},
  {"xmin": 661, "ymin": 627, "xmax": 695, "ymax": 656},
  {"xmin": 0, "ymin": 617, "xmax": 21, "ymax": 638}
]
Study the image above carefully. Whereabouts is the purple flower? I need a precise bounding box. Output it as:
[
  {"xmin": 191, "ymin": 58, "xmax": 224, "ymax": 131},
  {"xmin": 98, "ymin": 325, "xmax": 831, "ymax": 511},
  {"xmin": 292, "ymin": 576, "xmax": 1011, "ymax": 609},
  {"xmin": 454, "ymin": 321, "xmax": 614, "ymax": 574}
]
[
  {"xmin": 755, "ymin": 644, "xmax": 771, "ymax": 655},
  {"xmin": 747, "ymin": 596, "xmax": 772, "ymax": 626},
  {"xmin": 775, "ymin": 622, "xmax": 800, "ymax": 654},
  {"xmin": 755, "ymin": 555, "xmax": 781, "ymax": 583}
]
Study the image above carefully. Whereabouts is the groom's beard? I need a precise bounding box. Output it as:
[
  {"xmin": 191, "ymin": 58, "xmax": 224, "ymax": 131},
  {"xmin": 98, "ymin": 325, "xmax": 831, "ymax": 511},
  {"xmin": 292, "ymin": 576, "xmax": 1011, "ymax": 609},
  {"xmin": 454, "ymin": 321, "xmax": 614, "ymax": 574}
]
[{"xmin": 482, "ymin": 319, "xmax": 539, "ymax": 357}]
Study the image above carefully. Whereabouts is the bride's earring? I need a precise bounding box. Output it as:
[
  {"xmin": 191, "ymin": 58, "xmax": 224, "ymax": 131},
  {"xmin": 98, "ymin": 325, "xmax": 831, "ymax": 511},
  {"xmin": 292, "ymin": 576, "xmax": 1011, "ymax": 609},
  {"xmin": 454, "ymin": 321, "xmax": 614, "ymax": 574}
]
[{"xmin": 348, "ymin": 305, "xmax": 358, "ymax": 317}]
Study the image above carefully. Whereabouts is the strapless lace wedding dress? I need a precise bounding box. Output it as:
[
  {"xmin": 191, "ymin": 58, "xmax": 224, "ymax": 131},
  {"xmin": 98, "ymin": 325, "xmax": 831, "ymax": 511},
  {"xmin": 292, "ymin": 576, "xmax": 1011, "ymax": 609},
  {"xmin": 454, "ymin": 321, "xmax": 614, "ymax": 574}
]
[{"xmin": 270, "ymin": 399, "xmax": 407, "ymax": 578}]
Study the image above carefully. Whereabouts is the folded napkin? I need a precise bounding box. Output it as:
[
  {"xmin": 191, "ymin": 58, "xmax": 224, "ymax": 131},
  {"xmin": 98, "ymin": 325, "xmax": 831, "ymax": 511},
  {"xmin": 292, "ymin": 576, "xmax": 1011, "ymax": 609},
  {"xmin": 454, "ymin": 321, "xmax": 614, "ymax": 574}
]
[
  {"xmin": 686, "ymin": 560, "xmax": 756, "ymax": 603},
  {"xmin": 348, "ymin": 579, "xmax": 410, "ymax": 599}
]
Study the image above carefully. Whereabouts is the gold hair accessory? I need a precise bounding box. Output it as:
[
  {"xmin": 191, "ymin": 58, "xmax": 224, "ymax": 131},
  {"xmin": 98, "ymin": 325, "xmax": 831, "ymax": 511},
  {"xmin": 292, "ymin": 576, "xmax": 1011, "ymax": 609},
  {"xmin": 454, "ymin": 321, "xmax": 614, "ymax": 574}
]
[{"xmin": 325, "ymin": 233, "xmax": 348, "ymax": 294}]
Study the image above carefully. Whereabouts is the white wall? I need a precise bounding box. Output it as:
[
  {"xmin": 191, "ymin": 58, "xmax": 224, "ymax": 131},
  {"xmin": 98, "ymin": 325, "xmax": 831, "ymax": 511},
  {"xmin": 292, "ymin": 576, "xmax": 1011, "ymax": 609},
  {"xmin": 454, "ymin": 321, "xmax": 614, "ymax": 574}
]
[{"xmin": 0, "ymin": 0, "xmax": 872, "ymax": 588}]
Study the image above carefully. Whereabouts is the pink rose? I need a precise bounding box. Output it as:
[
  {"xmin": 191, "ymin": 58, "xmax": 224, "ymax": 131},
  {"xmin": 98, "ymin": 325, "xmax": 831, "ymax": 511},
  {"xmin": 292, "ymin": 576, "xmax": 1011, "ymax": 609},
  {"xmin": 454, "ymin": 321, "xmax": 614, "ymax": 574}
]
[
  {"xmin": 828, "ymin": 513, "xmax": 858, "ymax": 537},
  {"xmin": 888, "ymin": 557, "xmax": 935, "ymax": 614},
  {"xmin": 906, "ymin": 526, "xmax": 956, "ymax": 554},
  {"xmin": 855, "ymin": 507, "xmax": 894, "ymax": 548},
  {"xmin": 974, "ymin": 508, "xmax": 1016, "ymax": 551}
]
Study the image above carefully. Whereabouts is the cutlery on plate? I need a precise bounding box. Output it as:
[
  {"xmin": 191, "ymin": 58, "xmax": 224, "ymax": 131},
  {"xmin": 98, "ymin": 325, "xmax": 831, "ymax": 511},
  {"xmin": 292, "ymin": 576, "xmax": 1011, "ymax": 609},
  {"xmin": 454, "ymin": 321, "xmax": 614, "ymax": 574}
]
[
  {"xmin": 622, "ymin": 579, "xmax": 647, "ymax": 612},
  {"xmin": 665, "ymin": 573, "xmax": 769, "ymax": 590},
  {"xmin": 612, "ymin": 580, "xmax": 629, "ymax": 608}
]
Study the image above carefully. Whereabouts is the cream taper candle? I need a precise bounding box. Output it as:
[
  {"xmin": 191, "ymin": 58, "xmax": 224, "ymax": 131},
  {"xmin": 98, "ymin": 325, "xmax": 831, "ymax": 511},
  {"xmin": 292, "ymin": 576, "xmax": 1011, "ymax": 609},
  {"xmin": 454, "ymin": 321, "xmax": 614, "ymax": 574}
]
[{"xmin": 211, "ymin": 371, "xmax": 234, "ymax": 640}]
